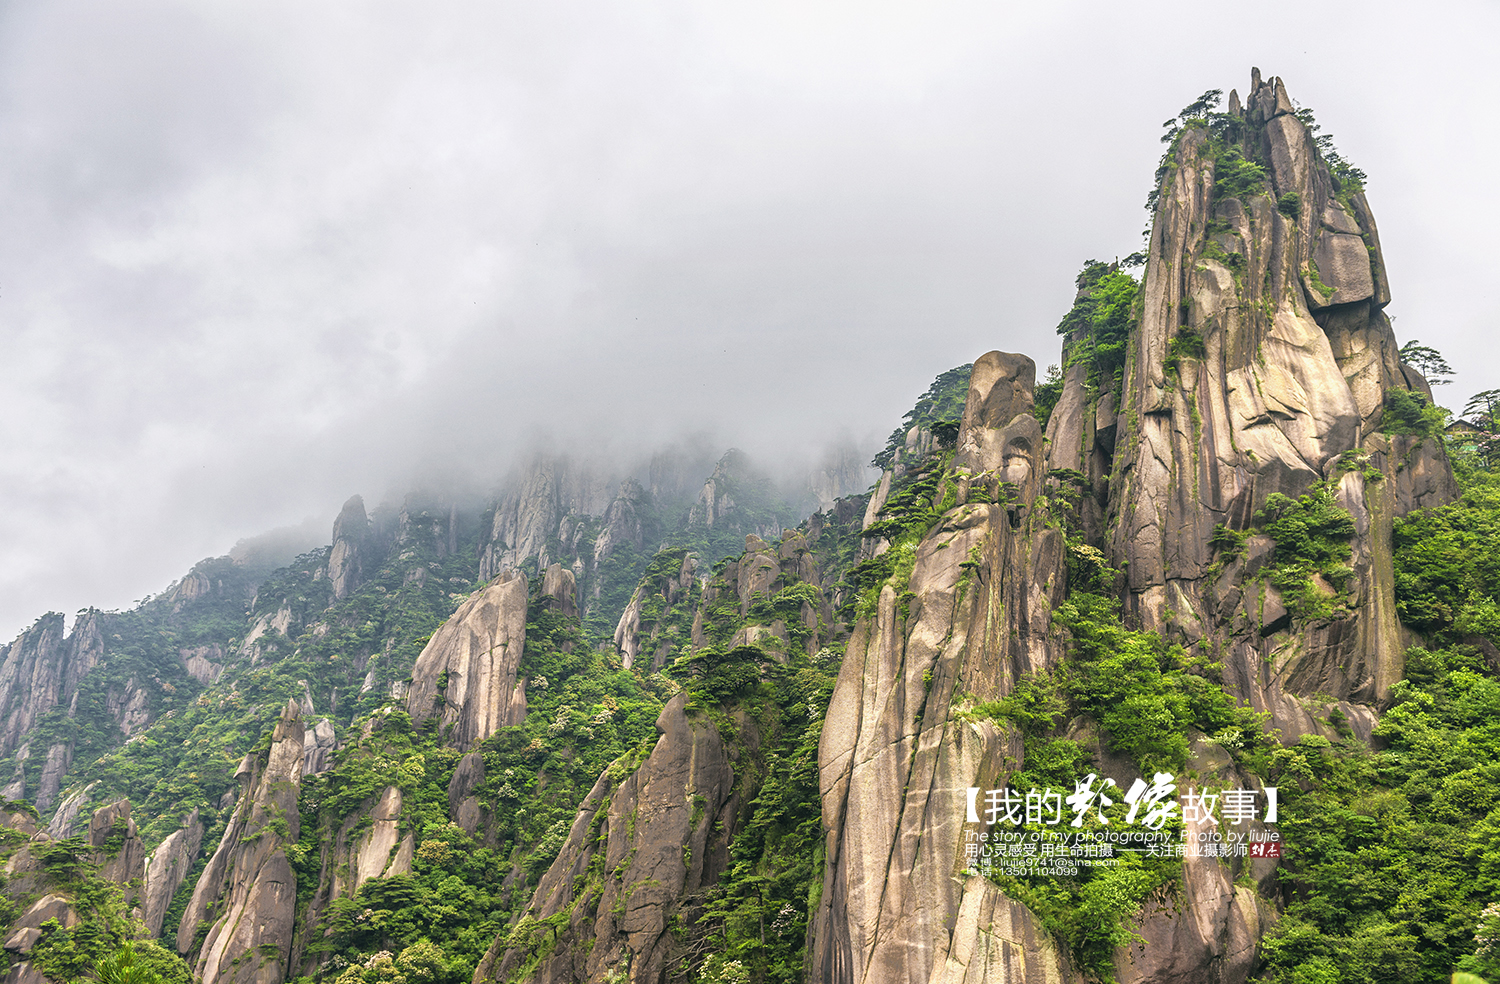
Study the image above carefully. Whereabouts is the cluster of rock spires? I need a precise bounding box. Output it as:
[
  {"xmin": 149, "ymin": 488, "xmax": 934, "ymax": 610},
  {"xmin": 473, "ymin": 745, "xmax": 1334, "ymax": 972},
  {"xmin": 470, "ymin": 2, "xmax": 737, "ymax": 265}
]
[
  {"xmin": 808, "ymin": 70, "xmax": 1454, "ymax": 984},
  {"xmin": 0, "ymin": 69, "xmax": 1462, "ymax": 984}
]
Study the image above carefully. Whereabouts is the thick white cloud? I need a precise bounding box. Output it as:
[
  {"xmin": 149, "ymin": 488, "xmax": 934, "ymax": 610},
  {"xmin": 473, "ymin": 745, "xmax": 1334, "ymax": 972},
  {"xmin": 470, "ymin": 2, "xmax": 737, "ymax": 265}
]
[{"xmin": 1, "ymin": 0, "xmax": 1497, "ymax": 638}]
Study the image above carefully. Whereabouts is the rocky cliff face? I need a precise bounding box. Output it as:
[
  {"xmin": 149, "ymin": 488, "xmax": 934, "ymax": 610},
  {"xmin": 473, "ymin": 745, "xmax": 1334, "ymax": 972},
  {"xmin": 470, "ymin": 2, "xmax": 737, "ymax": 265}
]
[
  {"xmin": 143, "ymin": 810, "xmax": 205, "ymax": 937},
  {"xmin": 329, "ymin": 495, "xmax": 369, "ymax": 600},
  {"xmin": 1047, "ymin": 70, "xmax": 1452, "ymax": 724},
  {"xmin": 177, "ymin": 699, "xmax": 305, "ymax": 984},
  {"xmin": 0, "ymin": 798, "xmax": 152, "ymax": 984},
  {"xmin": 476, "ymin": 693, "xmax": 743, "ymax": 984},
  {"xmin": 292, "ymin": 783, "xmax": 415, "ymax": 975},
  {"xmin": 0, "ymin": 612, "xmax": 109, "ymax": 811},
  {"xmin": 812, "ymin": 351, "xmax": 1072, "ymax": 984},
  {"xmin": 809, "ymin": 71, "xmax": 1457, "ymax": 984},
  {"xmin": 406, "ymin": 569, "xmax": 529, "ymax": 750},
  {"xmin": 479, "ymin": 456, "xmax": 617, "ymax": 583}
]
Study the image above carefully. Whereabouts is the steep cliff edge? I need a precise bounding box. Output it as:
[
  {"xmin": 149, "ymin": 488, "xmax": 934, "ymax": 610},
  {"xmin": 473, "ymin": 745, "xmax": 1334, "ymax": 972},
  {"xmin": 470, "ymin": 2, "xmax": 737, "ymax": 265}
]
[
  {"xmin": 1046, "ymin": 71, "xmax": 1454, "ymax": 725},
  {"xmin": 811, "ymin": 71, "xmax": 1460, "ymax": 984},
  {"xmin": 406, "ymin": 569, "xmax": 529, "ymax": 750},
  {"xmin": 177, "ymin": 699, "xmax": 305, "ymax": 984},
  {"xmin": 479, "ymin": 510, "xmax": 855, "ymax": 983},
  {"xmin": 812, "ymin": 351, "xmax": 1072, "ymax": 984},
  {"xmin": 476, "ymin": 693, "xmax": 742, "ymax": 984}
]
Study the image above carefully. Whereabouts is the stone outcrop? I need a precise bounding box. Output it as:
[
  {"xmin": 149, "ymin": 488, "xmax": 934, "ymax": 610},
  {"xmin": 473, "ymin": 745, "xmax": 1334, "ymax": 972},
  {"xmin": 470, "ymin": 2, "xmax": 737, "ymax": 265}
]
[
  {"xmin": 1046, "ymin": 70, "xmax": 1454, "ymax": 721},
  {"xmin": 446, "ymin": 751, "xmax": 488, "ymax": 838},
  {"xmin": 293, "ymin": 785, "xmax": 415, "ymax": 974},
  {"xmin": 479, "ymin": 456, "xmax": 615, "ymax": 582},
  {"xmin": 614, "ymin": 550, "xmax": 698, "ymax": 671},
  {"xmin": 178, "ymin": 699, "xmax": 304, "ymax": 984},
  {"xmin": 179, "ymin": 645, "xmax": 225, "ymax": 685},
  {"xmin": 328, "ymin": 495, "xmax": 369, "ymax": 600},
  {"xmin": 808, "ymin": 442, "xmax": 872, "ymax": 513},
  {"xmin": 405, "ymin": 570, "xmax": 528, "ymax": 750},
  {"xmin": 475, "ymin": 693, "xmax": 742, "ymax": 984},
  {"xmin": 143, "ymin": 811, "xmax": 204, "ymax": 937},
  {"xmin": 541, "ymin": 563, "xmax": 579, "ymax": 620},
  {"xmin": 813, "ymin": 350, "xmax": 1071, "ymax": 984},
  {"xmin": 302, "ymin": 717, "xmax": 337, "ymax": 776},
  {"xmin": 44, "ymin": 782, "xmax": 96, "ymax": 838},
  {"xmin": 811, "ymin": 72, "xmax": 1458, "ymax": 984},
  {"xmin": 3, "ymin": 894, "xmax": 79, "ymax": 960},
  {"xmin": 87, "ymin": 799, "xmax": 146, "ymax": 900},
  {"xmin": 687, "ymin": 450, "xmax": 787, "ymax": 542},
  {"xmin": 0, "ymin": 611, "xmax": 105, "ymax": 763},
  {"xmin": 34, "ymin": 742, "xmax": 73, "ymax": 815},
  {"xmin": 592, "ymin": 480, "xmax": 649, "ymax": 578}
]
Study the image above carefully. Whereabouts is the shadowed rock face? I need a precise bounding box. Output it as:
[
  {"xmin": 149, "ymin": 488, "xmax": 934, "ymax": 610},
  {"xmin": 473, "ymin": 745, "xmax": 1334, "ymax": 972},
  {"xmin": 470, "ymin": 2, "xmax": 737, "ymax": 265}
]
[
  {"xmin": 0, "ymin": 612, "xmax": 104, "ymax": 764},
  {"xmin": 87, "ymin": 799, "xmax": 146, "ymax": 903},
  {"xmin": 405, "ymin": 569, "xmax": 528, "ymax": 750},
  {"xmin": 291, "ymin": 785, "xmax": 415, "ymax": 975},
  {"xmin": 812, "ymin": 350, "xmax": 1073, "ymax": 984},
  {"xmin": 177, "ymin": 699, "xmax": 304, "ymax": 984},
  {"xmin": 479, "ymin": 456, "xmax": 616, "ymax": 583},
  {"xmin": 329, "ymin": 495, "xmax": 368, "ymax": 601},
  {"xmin": 542, "ymin": 562, "xmax": 579, "ymax": 620},
  {"xmin": 476, "ymin": 693, "xmax": 742, "ymax": 984}
]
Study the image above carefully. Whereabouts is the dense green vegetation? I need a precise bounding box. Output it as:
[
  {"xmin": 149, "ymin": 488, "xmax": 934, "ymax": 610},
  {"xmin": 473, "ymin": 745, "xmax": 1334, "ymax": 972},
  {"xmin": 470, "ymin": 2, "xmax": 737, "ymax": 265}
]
[
  {"xmin": 1394, "ymin": 472, "xmax": 1500, "ymax": 645},
  {"xmin": 292, "ymin": 588, "xmax": 671, "ymax": 982},
  {"xmin": 0, "ymin": 824, "xmax": 192, "ymax": 984},
  {"xmin": 1055, "ymin": 261, "xmax": 1139, "ymax": 394},
  {"xmin": 871, "ymin": 364, "xmax": 972, "ymax": 469},
  {"xmin": 1381, "ymin": 389, "xmax": 1448, "ymax": 439},
  {"xmin": 973, "ymin": 542, "xmax": 1265, "ymax": 982},
  {"xmin": 1253, "ymin": 642, "xmax": 1500, "ymax": 983}
]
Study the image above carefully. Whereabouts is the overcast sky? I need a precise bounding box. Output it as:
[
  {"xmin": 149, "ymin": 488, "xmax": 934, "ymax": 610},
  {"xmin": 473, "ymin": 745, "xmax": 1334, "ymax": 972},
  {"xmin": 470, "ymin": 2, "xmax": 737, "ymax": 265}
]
[{"xmin": 2, "ymin": 1, "xmax": 1497, "ymax": 641}]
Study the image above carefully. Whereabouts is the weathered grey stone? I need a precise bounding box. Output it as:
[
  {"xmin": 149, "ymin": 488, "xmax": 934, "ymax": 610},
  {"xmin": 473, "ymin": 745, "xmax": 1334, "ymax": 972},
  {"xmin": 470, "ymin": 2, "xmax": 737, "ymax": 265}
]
[
  {"xmin": 479, "ymin": 455, "xmax": 615, "ymax": 581},
  {"xmin": 405, "ymin": 570, "xmax": 528, "ymax": 750},
  {"xmin": 88, "ymin": 799, "xmax": 146, "ymax": 898},
  {"xmin": 541, "ymin": 563, "xmax": 578, "ymax": 620},
  {"xmin": 105, "ymin": 679, "xmax": 151, "ymax": 737},
  {"xmin": 812, "ymin": 354, "xmax": 1069, "ymax": 984},
  {"xmin": 592, "ymin": 480, "xmax": 647, "ymax": 576},
  {"xmin": 478, "ymin": 693, "xmax": 741, "ymax": 984},
  {"xmin": 34, "ymin": 742, "xmax": 72, "ymax": 814},
  {"xmin": 0, "ymin": 611, "xmax": 103, "ymax": 761},
  {"xmin": 447, "ymin": 751, "xmax": 486, "ymax": 836},
  {"xmin": 179, "ymin": 645, "xmax": 224, "ymax": 685},
  {"xmin": 144, "ymin": 811, "xmax": 204, "ymax": 937},
  {"xmin": 1307, "ymin": 230, "xmax": 1375, "ymax": 308},
  {"xmin": 45, "ymin": 781, "xmax": 96, "ymax": 839},
  {"xmin": 300, "ymin": 717, "xmax": 336, "ymax": 777},
  {"xmin": 179, "ymin": 699, "xmax": 303, "ymax": 984},
  {"xmin": 328, "ymin": 495, "xmax": 367, "ymax": 601}
]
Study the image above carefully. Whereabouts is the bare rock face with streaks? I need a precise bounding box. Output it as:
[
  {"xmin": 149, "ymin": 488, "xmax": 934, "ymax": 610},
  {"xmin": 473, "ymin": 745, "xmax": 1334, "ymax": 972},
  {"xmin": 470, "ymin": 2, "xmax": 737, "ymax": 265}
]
[
  {"xmin": 809, "ymin": 71, "xmax": 1458, "ymax": 984},
  {"xmin": 1046, "ymin": 71, "xmax": 1454, "ymax": 725},
  {"xmin": 143, "ymin": 811, "xmax": 205, "ymax": 937},
  {"xmin": 406, "ymin": 570, "xmax": 529, "ymax": 750},
  {"xmin": 86, "ymin": 799, "xmax": 146, "ymax": 902},
  {"xmin": 812, "ymin": 350, "xmax": 1071, "ymax": 984},
  {"xmin": 475, "ymin": 693, "xmax": 742, "ymax": 984},
  {"xmin": 328, "ymin": 495, "xmax": 369, "ymax": 601},
  {"xmin": 177, "ymin": 699, "xmax": 304, "ymax": 984}
]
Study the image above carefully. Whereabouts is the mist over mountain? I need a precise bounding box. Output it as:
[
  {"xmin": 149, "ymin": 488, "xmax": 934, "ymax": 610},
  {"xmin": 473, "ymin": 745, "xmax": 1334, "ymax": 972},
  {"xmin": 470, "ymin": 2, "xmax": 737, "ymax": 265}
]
[
  {"xmin": 3, "ymin": 3, "xmax": 1499, "ymax": 642},
  {"xmin": 7, "ymin": 52, "xmax": 1500, "ymax": 984}
]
